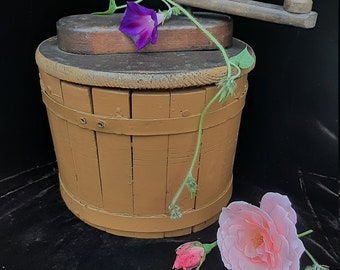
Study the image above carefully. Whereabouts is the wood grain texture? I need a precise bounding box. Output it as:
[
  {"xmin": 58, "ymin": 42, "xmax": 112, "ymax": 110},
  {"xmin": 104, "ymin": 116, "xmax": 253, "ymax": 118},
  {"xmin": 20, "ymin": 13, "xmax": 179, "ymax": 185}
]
[
  {"xmin": 43, "ymin": 79, "xmax": 247, "ymax": 237},
  {"xmin": 59, "ymin": 176, "xmax": 233, "ymax": 235},
  {"xmin": 57, "ymin": 13, "xmax": 232, "ymax": 54},
  {"xmin": 131, "ymin": 92, "xmax": 170, "ymax": 216},
  {"xmin": 165, "ymin": 88, "xmax": 207, "ymax": 236},
  {"xmin": 36, "ymin": 37, "xmax": 254, "ymax": 89},
  {"xmin": 174, "ymin": 0, "xmax": 317, "ymax": 28},
  {"xmin": 41, "ymin": 89, "xmax": 246, "ymax": 135},
  {"xmin": 61, "ymin": 82, "xmax": 103, "ymax": 208},
  {"xmin": 193, "ymin": 75, "xmax": 246, "ymax": 213},
  {"xmin": 283, "ymin": 0, "xmax": 313, "ymax": 14},
  {"xmin": 39, "ymin": 72, "xmax": 79, "ymax": 199},
  {"xmin": 37, "ymin": 22, "xmax": 255, "ymax": 237},
  {"xmin": 92, "ymin": 88, "xmax": 133, "ymax": 214}
]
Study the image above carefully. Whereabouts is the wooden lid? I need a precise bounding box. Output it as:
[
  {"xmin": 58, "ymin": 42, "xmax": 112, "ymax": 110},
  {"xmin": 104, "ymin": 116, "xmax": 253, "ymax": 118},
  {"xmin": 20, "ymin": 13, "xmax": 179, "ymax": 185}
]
[
  {"xmin": 56, "ymin": 12, "xmax": 233, "ymax": 54},
  {"xmin": 36, "ymin": 37, "xmax": 255, "ymax": 89}
]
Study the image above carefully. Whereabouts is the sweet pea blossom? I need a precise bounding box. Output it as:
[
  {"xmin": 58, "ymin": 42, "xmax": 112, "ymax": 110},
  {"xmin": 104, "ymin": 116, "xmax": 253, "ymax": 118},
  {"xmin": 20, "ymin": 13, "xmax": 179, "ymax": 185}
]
[
  {"xmin": 172, "ymin": 241, "xmax": 206, "ymax": 270},
  {"xmin": 119, "ymin": 1, "xmax": 164, "ymax": 50},
  {"xmin": 217, "ymin": 192, "xmax": 305, "ymax": 270}
]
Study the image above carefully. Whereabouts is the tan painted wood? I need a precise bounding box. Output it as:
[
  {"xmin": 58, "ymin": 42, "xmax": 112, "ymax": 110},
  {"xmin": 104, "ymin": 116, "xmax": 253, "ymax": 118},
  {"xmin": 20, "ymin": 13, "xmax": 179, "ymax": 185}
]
[
  {"xmin": 39, "ymin": 72, "xmax": 79, "ymax": 198},
  {"xmin": 46, "ymin": 112, "xmax": 79, "ymax": 198},
  {"xmin": 39, "ymin": 72, "xmax": 63, "ymax": 104},
  {"xmin": 195, "ymin": 75, "xmax": 247, "ymax": 209},
  {"xmin": 39, "ymin": 74, "xmax": 250, "ymax": 237},
  {"xmin": 165, "ymin": 87, "xmax": 206, "ymax": 236},
  {"xmin": 36, "ymin": 15, "xmax": 255, "ymax": 237},
  {"xmin": 60, "ymin": 177, "xmax": 232, "ymax": 233},
  {"xmin": 174, "ymin": 0, "xmax": 317, "ymax": 28},
  {"xmin": 92, "ymin": 88, "xmax": 133, "ymax": 214},
  {"xmin": 105, "ymin": 228, "xmax": 165, "ymax": 239},
  {"xmin": 42, "ymin": 81, "xmax": 246, "ymax": 236},
  {"xmin": 132, "ymin": 92, "xmax": 170, "ymax": 215},
  {"xmin": 41, "ymin": 89, "xmax": 247, "ymax": 136},
  {"xmin": 61, "ymin": 82, "xmax": 103, "ymax": 207},
  {"xmin": 57, "ymin": 13, "xmax": 233, "ymax": 54}
]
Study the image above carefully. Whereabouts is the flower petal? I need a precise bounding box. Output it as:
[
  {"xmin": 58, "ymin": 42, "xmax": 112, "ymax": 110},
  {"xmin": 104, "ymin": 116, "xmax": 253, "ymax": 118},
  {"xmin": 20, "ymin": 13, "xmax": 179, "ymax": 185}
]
[
  {"xmin": 119, "ymin": 1, "xmax": 162, "ymax": 50},
  {"xmin": 260, "ymin": 192, "xmax": 297, "ymax": 224},
  {"xmin": 217, "ymin": 193, "xmax": 304, "ymax": 270}
]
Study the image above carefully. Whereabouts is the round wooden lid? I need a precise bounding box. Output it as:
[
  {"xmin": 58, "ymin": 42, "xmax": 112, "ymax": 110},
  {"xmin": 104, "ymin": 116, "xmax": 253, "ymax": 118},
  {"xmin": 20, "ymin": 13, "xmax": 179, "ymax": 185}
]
[
  {"xmin": 36, "ymin": 37, "xmax": 255, "ymax": 89},
  {"xmin": 56, "ymin": 12, "xmax": 233, "ymax": 54}
]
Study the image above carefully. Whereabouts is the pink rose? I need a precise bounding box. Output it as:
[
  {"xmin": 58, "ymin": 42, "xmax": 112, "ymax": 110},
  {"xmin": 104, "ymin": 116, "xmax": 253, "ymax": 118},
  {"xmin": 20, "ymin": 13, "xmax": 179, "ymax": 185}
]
[
  {"xmin": 172, "ymin": 241, "xmax": 205, "ymax": 270},
  {"xmin": 217, "ymin": 192, "xmax": 305, "ymax": 270}
]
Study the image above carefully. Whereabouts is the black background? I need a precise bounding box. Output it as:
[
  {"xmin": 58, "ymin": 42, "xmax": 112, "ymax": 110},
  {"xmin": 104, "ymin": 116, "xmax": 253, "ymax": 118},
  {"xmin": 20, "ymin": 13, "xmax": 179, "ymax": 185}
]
[
  {"xmin": 0, "ymin": 0, "xmax": 338, "ymax": 269},
  {"xmin": 0, "ymin": 0, "xmax": 337, "ymax": 180}
]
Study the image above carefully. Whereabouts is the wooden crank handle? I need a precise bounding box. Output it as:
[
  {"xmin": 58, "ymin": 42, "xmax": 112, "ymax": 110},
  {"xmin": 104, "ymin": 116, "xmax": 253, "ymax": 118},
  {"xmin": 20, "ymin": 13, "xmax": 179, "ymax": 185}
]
[
  {"xmin": 283, "ymin": 0, "xmax": 313, "ymax": 14},
  {"xmin": 173, "ymin": 0, "xmax": 317, "ymax": 29}
]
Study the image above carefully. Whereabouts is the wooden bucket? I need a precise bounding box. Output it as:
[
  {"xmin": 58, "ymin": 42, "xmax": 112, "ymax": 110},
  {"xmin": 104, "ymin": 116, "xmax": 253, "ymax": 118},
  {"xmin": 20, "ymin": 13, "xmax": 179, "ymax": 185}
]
[{"xmin": 35, "ymin": 13, "xmax": 255, "ymax": 238}]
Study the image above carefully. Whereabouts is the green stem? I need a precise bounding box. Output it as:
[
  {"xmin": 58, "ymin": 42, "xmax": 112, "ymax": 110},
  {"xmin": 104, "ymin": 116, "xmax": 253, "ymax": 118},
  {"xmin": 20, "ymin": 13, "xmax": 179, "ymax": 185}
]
[
  {"xmin": 165, "ymin": 0, "xmax": 239, "ymax": 218},
  {"xmin": 93, "ymin": 0, "xmax": 144, "ymax": 15},
  {"xmin": 161, "ymin": 0, "xmax": 172, "ymax": 11},
  {"xmin": 168, "ymin": 86, "xmax": 225, "ymax": 209},
  {"xmin": 116, "ymin": 0, "xmax": 144, "ymax": 10},
  {"xmin": 203, "ymin": 241, "xmax": 217, "ymax": 254},
  {"xmin": 163, "ymin": 0, "xmax": 232, "ymax": 79},
  {"xmin": 304, "ymin": 249, "xmax": 319, "ymax": 266},
  {"xmin": 189, "ymin": 88, "xmax": 224, "ymax": 173},
  {"xmin": 298, "ymin": 229, "xmax": 313, "ymax": 238}
]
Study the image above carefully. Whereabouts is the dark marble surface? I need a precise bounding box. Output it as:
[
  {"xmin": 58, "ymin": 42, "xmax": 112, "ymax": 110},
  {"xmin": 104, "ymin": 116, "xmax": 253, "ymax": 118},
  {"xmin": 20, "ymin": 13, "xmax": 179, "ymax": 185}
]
[
  {"xmin": 0, "ymin": 0, "xmax": 337, "ymax": 269},
  {"xmin": 0, "ymin": 162, "xmax": 338, "ymax": 269}
]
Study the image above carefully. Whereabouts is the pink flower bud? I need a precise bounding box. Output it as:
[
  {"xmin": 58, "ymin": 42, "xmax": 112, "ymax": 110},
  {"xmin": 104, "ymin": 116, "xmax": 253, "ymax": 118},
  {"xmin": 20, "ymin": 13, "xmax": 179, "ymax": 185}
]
[{"xmin": 172, "ymin": 241, "xmax": 205, "ymax": 270}]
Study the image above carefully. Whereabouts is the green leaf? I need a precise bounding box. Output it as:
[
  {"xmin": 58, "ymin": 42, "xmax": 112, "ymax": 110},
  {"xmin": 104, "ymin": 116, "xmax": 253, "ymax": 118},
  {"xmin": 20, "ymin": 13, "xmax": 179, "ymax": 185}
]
[
  {"xmin": 217, "ymin": 77, "xmax": 236, "ymax": 103},
  {"xmin": 169, "ymin": 204, "xmax": 182, "ymax": 220},
  {"xmin": 230, "ymin": 47, "xmax": 255, "ymax": 69},
  {"xmin": 218, "ymin": 89, "xmax": 228, "ymax": 103},
  {"xmin": 185, "ymin": 174, "xmax": 197, "ymax": 198}
]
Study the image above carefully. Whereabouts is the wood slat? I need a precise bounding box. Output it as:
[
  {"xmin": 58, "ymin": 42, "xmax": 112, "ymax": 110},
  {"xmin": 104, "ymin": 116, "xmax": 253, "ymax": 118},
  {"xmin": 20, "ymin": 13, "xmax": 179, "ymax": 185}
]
[
  {"xmin": 92, "ymin": 88, "xmax": 133, "ymax": 214},
  {"xmin": 195, "ymin": 76, "xmax": 247, "ymax": 209},
  {"xmin": 131, "ymin": 92, "xmax": 170, "ymax": 215},
  {"xmin": 164, "ymin": 88, "xmax": 206, "ymax": 236},
  {"xmin": 39, "ymin": 72, "xmax": 63, "ymax": 105},
  {"xmin": 61, "ymin": 82, "xmax": 103, "ymax": 207},
  {"xmin": 195, "ymin": 77, "xmax": 246, "ymax": 208},
  {"xmin": 46, "ymin": 111, "xmax": 79, "ymax": 198},
  {"xmin": 39, "ymin": 72, "xmax": 79, "ymax": 198},
  {"xmin": 166, "ymin": 88, "xmax": 206, "ymax": 219}
]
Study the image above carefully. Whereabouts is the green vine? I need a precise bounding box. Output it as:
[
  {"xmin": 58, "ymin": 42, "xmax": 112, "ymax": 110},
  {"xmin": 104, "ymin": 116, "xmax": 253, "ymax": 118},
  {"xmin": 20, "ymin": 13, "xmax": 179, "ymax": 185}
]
[
  {"xmin": 162, "ymin": 0, "xmax": 243, "ymax": 220},
  {"xmin": 94, "ymin": 0, "xmax": 254, "ymax": 220},
  {"xmin": 92, "ymin": 0, "xmax": 144, "ymax": 15}
]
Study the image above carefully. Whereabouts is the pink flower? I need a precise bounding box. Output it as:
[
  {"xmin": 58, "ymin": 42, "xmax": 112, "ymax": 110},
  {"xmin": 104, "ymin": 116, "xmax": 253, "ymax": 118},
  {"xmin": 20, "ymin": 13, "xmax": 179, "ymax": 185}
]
[
  {"xmin": 172, "ymin": 241, "xmax": 205, "ymax": 270},
  {"xmin": 217, "ymin": 192, "xmax": 305, "ymax": 270},
  {"xmin": 119, "ymin": 1, "xmax": 164, "ymax": 50}
]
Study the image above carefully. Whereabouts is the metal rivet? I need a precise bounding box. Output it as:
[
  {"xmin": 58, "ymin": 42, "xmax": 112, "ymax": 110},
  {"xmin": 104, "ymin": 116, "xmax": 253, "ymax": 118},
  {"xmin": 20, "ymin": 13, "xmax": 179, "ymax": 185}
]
[
  {"xmin": 181, "ymin": 109, "xmax": 190, "ymax": 117},
  {"xmin": 97, "ymin": 121, "xmax": 105, "ymax": 128},
  {"xmin": 80, "ymin": 117, "xmax": 87, "ymax": 125}
]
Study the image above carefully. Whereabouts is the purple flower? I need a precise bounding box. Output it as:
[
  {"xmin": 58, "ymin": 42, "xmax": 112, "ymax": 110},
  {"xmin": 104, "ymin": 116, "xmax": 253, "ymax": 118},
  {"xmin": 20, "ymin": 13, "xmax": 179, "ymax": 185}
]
[{"xmin": 119, "ymin": 1, "xmax": 164, "ymax": 50}]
